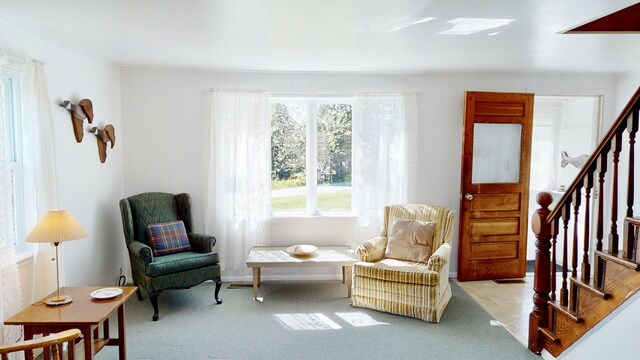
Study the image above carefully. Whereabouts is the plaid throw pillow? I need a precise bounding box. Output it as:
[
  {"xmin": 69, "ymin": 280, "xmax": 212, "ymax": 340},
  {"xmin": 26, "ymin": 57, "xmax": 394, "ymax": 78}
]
[{"xmin": 146, "ymin": 220, "xmax": 191, "ymax": 256}]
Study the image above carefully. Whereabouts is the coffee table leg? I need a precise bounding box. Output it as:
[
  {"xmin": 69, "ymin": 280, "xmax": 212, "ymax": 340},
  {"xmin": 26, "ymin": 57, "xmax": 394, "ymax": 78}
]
[
  {"xmin": 344, "ymin": 266, "xmax": 353, "ymax": 298},
  {"xmin": 252, "ymin": 267, "xmax": 260, "ymax": 299}
]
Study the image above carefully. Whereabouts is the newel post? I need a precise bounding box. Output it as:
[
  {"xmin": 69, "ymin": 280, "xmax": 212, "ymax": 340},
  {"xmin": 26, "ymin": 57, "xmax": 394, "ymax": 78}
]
[{"xmin": 528, "ymin": 192, "xmax": 553, "ymax": 353}]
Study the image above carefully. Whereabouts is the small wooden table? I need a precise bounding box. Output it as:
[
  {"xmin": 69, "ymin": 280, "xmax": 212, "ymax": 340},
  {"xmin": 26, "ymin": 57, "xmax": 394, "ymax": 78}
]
[
  {"xmin": 246, "ymin": 246, "xmax": 357, "ymax": 299},
  {"xmin": 5, "ymin": 286, "xmax": 137, "ymax": 360}
]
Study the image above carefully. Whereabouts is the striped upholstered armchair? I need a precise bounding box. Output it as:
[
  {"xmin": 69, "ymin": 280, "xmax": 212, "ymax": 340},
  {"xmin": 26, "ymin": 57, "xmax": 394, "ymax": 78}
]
[
  {"xmin": 351, "ymin": 204, "xmax": 455, "ymax": 323},
  {"xmin": 119, "ymin": 192, "xmax": 222, "ymax": 321}
]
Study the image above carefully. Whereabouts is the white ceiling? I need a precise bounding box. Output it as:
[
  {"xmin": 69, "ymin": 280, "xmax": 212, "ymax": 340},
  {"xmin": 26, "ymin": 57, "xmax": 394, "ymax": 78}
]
[{"xmin": 1, "ymin": 0, "xmax": 639, "ymax": 74}]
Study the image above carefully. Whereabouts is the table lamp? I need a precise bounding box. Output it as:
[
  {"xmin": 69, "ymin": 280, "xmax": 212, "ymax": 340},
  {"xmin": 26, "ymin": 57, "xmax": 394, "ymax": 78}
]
[{"xmin": 25, "ymin": 209, "xmax": 87, "ymax": 306}]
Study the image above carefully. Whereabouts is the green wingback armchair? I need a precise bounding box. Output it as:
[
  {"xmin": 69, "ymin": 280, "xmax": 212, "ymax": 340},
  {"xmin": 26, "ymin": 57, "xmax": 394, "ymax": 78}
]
[{"xmin": 119, "ymin": 192, "xmax": 222, "ymax": 321}]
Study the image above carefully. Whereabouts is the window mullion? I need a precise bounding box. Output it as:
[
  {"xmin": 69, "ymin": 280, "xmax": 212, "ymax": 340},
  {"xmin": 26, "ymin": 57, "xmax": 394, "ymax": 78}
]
[{"xmin": 306, "ymin": 100, "xmax": 318, "ymax": 215}]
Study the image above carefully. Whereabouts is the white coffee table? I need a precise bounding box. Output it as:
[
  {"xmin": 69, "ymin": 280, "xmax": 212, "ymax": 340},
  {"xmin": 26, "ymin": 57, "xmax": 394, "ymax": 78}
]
[{"xmin": 246, "ymin": 245, "xmax": 357, "ymax": 300}]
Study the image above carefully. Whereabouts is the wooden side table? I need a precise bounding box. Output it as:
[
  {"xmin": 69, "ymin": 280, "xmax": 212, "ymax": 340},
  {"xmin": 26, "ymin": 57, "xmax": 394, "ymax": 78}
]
[{"xmin": 5, "ymin": 286, "xmax": 137, "ymax": 360}]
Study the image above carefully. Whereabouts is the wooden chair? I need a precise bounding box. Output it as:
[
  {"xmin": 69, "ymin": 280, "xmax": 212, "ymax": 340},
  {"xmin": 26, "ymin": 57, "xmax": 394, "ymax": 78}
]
[{"xmin": 0, "ymin": 328, "xmax": 81, "ymax": 360}]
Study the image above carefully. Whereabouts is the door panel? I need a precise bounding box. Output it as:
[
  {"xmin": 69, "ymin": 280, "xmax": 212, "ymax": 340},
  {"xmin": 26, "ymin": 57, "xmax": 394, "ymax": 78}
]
[
  {"xmin": 470, "ymin": 242, "xmax": 519, "ymax": 260},
  {"xmin": 475, "ymin": 101, "xmax": 526, "ymax": 117},
  {"xmin": 470, "ymin": 193, "xmax": 521, "ymax": 211},
  {"xmin": 470, "ymin": 218, "xmax": 520, "ymax": 236},
  {"xmin": 458, "ymin": 91, "xmax": 534, "ymax": 281}
]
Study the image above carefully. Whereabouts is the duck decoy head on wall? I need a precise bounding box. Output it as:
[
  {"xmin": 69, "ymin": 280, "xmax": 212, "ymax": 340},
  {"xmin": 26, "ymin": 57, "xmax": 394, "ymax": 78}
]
[
  {"xmin": 89, "ymin": 124, "xmax": 115, "ymax": 163},
  {"xmin": 60, "ymin": 98, "xmax": 94, "ymax": 142}
]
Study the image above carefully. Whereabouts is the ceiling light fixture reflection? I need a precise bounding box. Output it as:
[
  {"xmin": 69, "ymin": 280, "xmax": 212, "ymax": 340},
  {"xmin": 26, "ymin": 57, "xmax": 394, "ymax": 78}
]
[
  {"xmin": 439, "ymin": 18, "xmax": 513, "ymax": 35},
  {"xmin": 386, "ymin": 17, "xmax": 436, "ymax": 33}
]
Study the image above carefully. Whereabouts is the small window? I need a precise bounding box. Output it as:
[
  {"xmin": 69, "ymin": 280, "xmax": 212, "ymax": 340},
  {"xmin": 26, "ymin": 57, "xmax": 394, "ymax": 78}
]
[
  {"xmin": 270, "ymin": 98, "xmax": 352, "ymax": 214},
  {"xmin": 2, "ymin": 73, "xmax": 26, "ymax": 250}
]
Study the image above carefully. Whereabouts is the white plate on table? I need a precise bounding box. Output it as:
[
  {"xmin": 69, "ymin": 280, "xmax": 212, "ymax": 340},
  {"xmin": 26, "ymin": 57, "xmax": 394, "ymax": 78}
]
[
  {"xmin": 287, "ymin": 244, "xmax": 317, "ymax": 256},
  {"xmin": 90, "ymin": 287, "xmax": 123, "ymax": 300}
]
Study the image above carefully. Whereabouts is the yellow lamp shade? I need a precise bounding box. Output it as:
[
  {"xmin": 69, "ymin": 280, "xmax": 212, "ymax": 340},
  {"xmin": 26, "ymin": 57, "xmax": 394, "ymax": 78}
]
[{"xmin": 25, "ymin": 209, "xmax": 87, "ymax": 244}]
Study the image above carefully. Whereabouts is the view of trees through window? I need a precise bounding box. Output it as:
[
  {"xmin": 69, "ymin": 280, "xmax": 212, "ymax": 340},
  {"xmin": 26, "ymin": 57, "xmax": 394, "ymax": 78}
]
[{"xmin": 271, "ymin": 100, "xmax": 352, "ymax": 213}]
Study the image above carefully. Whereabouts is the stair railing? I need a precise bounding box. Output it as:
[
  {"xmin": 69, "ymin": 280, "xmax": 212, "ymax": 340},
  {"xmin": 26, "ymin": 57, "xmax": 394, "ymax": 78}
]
[{"xmin": 528, "ymin": 86, "xmax": 640, "ymax": 353}]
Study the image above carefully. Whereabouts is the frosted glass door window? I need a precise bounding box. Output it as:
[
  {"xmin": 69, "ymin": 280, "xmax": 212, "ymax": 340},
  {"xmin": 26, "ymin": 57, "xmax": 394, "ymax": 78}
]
[{"xmin": 472, "ymin": 123, "xmax": 522, "ymax": 184}]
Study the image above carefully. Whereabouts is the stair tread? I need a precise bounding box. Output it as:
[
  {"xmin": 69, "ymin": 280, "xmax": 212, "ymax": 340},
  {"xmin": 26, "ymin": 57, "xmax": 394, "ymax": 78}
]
[
  {"xmin": 570, "ymin": 277, "xmax": 611, "ymax": 299},
  {"xmin": 539, "ymin": 327, "xmax": 560, "ymax": 344},
  {"xmin": 548, "ymin": 300, "xmax": 582, "ymax": 323},
  {"xmin": 595, "ymin": 250, "xmax": 640, "ymax": 270}
]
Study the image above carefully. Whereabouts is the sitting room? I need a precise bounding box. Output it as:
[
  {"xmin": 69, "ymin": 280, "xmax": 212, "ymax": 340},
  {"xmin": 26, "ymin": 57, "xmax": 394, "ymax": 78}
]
[{"xmin": 1, "ymin": 1, "xmax": 640, "ymax": 359}]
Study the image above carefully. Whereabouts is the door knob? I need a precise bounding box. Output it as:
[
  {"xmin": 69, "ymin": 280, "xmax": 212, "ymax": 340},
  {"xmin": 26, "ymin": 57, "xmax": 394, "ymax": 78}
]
[{"xmin": 464, "ymin": 193, "xmax": 473, "ymax": 201}]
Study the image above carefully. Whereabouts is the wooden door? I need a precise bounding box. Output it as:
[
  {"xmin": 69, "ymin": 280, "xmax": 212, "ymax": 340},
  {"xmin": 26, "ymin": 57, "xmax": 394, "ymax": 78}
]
[{"xmin": 458, "ymin": 91, "xmax": 534, "ymax": 281}]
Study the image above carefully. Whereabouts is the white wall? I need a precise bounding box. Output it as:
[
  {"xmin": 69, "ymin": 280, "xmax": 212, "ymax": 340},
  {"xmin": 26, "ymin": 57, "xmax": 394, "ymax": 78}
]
[
  {"xmin": 121, "ymin": 68, "xmax": 617, "ymax": 280},
  {"xmin": 614, "ymin": 72, "xmax": 640, "ymax": 111},
  {"xmin": 0, "ymin": 18, "xmax": 126, "ymax": 289}
]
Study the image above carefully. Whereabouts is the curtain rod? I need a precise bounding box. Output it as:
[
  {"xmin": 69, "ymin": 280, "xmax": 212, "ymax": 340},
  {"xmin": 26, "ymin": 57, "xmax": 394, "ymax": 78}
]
[
  {"xmin": 0, "ymin": 48, "xmax": 44, "ymax": 69},
  {"xmin": 209, "ymin": 88, "xmax": 267, "ymax": 93},
  {"xmin": 269, "ymin": 92, "xmax": 355, "ymax": 99}
]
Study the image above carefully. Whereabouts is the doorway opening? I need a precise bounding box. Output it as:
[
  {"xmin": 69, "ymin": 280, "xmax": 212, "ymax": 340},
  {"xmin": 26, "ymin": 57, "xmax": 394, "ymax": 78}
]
[{"xmin": 526, "ymin": 95, "xmax": 602, "ymax": 268}]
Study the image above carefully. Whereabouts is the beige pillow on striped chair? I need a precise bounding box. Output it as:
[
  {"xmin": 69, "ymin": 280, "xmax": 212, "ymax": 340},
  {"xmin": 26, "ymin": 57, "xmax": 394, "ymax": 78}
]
[{"xmin": 385, "ymin": 218, "xmax": 436, "ymax": 263}]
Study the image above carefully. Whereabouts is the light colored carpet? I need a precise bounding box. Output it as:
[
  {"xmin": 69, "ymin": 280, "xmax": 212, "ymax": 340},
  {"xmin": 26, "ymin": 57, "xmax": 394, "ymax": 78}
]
[{"xmin": 96, "ymin": 280, "xmax": 538, "ymax": 360}]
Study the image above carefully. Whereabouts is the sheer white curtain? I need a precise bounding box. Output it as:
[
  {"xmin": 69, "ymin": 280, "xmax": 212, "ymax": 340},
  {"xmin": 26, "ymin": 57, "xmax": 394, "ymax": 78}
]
[
  {"xmin": 353, "ymin": 92, "xmax": 418, "ymax": 242},
  {"xmin": 0, "ymin": 50, "xmax": 23, "ymax": 352},
  {"xmin": 22, "ymin": 59, "xmax": 58, "ymax": 302},
  {"xmin": 205, "ymin": 91, "xmax": 271, "ymax": 272}
]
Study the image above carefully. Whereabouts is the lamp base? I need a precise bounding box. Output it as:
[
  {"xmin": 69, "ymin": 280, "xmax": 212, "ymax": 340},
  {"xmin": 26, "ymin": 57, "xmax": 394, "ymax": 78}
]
[{"xmin": 45, "ymin": 295, "xmax": 72, "ymax": 306}]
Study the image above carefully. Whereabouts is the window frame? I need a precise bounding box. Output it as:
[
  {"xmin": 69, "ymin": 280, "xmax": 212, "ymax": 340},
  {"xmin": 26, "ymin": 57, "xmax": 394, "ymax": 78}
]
[
  {"xmin": 2, "ymin": 70, "xmax": 27, "ymax": 251},
  {"xmin": 269, "ymin": 95, "xmax": 355, "ymax": 216}
]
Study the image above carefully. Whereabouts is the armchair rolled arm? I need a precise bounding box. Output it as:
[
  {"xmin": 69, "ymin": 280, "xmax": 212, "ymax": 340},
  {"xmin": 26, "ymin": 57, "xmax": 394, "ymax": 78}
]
[
  {"xmin": 129, "ymin": 241, "xmax": 153, "ymax": 264},
  {"xmin": 189, "ymin": 233, "xmax": 217, "ymax": 253},
  {"xmin": 356, "ymin": 236, "xmax": 388, "ymax": 262},
  {"xmin": 427, "ymin": 243, "xmax": 451, "ymax": 273}
]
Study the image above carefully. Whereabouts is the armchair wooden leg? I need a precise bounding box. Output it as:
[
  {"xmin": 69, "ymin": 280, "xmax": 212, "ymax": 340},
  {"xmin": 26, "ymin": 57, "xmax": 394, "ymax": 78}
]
[
  {"xmin": 134, "ymin": 283, "xmax": 144, "ymax": 301},
  {"xmin": 214, "ymin": 278, "xmax": 222, "ymax": 304},
  {"xmin": 150, "ymin": 291, "xmax": 161, "ymax": 321}
]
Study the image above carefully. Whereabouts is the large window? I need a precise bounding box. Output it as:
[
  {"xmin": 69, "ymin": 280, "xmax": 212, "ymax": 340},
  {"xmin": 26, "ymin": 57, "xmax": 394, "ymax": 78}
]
[
  {"xmin": 2, "ymin": 72, "xmax": 26, "ymax": 250},
  {"xmin": 270, "ymin": 98, "xmax": 353, "ymax": 214}
]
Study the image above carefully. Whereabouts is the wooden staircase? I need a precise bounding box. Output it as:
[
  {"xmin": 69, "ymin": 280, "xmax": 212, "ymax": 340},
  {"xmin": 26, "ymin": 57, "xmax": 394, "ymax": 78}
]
[{"xmin": 528, "ymin": 87, "xmax": 640, "ymax": 357}]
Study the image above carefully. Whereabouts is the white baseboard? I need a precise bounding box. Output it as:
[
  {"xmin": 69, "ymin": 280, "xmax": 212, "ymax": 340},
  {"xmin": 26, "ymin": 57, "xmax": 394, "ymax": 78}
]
[{"xmin": 541, "ymin": 349, "xmax": 556, "ymax": 360}]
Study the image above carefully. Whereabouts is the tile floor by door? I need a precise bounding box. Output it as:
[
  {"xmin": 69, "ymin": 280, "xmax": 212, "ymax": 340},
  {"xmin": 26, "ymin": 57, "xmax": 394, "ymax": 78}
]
[{"xmin": 456, "ymin": 275, "xmax": 535, "ymax": 347}]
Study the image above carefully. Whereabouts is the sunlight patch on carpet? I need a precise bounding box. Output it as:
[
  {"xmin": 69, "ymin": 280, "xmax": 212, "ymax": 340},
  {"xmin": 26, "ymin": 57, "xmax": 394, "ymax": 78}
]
[
  {"xmin": 274, "ymin": 313, "xmax": 342, "ymax": 330},
  {"xmin": 335, "ymin": 312, "xmax": 389, "ymax": 327}
]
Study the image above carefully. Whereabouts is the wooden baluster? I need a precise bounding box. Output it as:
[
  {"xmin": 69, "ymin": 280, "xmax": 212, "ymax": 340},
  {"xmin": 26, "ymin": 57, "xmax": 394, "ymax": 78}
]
[
  {"xmin": 52, "ymin": 344, "xmax": 61, "ymax": 360},
  {"xmin": 570, "ymin": 187, "xmax": 582, "ymax": 312},
  {"xmin": 529, "ymin": 192, "xmax": 553, "ymax": 353},
  {"xmin": 595, "ymin": 150, "xmax": 608, "ymax": 289},
  {"xmin": 571, "ymin": 186, "xmax": 582, "ymax": 279},
  {"xmin": 624, "ymin": 110, "xmax": 638, "ymax": 259},
  {"xmin": 596, "ymin": 150, "xmax": 608, "ymax": 251},
  {"xmin": 561, "ymin": 202, "xmax": 571, "ymax": 307},
  {"xmin": 551, "ymin": 217, "xmax": 559, "ymax": 301},
  {"xmin": 609, "ymin": 132, "xmax": 623, "ymax": 253},
  {"xmin": 582, "ymin": 171, "xmax": 594, "ymax": 282}
]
